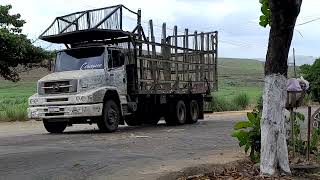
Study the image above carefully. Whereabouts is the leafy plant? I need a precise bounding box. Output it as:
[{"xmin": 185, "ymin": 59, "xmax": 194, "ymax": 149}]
[
  {"xmin": 232, "ymin": 110, "xmax": 261, "ymax": 162},
  {"xmin": 287, "ymin": 112, "xmax": 320, "ymax": 155}
]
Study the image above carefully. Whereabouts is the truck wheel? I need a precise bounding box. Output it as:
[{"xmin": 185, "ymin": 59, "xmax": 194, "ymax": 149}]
[
  {"xmin": 43, "ymin": 120, "xmax": 67, "ymax": 133},
  {"xmin": 97, "ymin": 100, "xmax": 120, "ymax": 132},
  {"xmin": 165, "ymin": 100, "xmax": 187, "ymax": 126},
  {"xmin": 187, "ymin": 100, "xmax": 200, "ymax": 124}
]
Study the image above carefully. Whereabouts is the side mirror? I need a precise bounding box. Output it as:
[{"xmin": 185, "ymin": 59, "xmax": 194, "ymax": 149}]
[{"xmin": 47, "ymin": 59, "xmax": 55, "ymax": 72}]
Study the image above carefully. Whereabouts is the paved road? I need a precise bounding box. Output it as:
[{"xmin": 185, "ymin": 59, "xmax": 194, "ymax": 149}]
[{"xmin": 0, "ymin": 113, "xmax": 246, "ymax": 180}]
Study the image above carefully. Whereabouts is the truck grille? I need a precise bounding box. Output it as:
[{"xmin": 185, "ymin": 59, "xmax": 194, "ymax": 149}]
[{"xmin": 38, "ymin": 80, "xmax": 77, "ymax": 95}]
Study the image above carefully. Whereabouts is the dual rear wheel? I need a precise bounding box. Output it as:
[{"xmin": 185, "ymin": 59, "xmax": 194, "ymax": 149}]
[{"xmin": 165, "ymin": 99, "xmax": 200, "ymax": 126}]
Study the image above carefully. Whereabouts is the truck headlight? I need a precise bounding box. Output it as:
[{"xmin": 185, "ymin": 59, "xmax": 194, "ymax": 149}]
[
  {"xmin": 76, "ymin": 96, "xmax": 87, "ymax": 102},
  {"xmin": 29, "ymin": 99, "xmax": 39, "ymax": 105}
]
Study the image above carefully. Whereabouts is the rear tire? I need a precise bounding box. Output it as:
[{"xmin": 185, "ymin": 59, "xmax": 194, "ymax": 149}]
[
  {"xmin": 165, "ymin": 100, "xmax": 187, "ymax": 126},
  {"xmin": 97, "ymin": 100, "xmax": 120, "ymax": 132},
  {"xmin": 186, "ymin": 100, "xmax": 200, "ymax": 124},
  {"xmin": 43, "ymin": 120, "xmax": 67, "ymax": 133}
]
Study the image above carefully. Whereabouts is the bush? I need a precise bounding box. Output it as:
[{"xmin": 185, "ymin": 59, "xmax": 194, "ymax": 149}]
[
  {"xmin": 300, "ymin": 59, "xmax": 320, "ymax": 103},
  {"xmin": 211, "ymin": 95, "xmax": 241, "ymax": 112},
  {"xmin": 232, "ymin": 110, "xmax": 261, "ymax": 162},
  {"xmin": 232, "ymin": 93, "xmax": 249, "ymax": 109}
]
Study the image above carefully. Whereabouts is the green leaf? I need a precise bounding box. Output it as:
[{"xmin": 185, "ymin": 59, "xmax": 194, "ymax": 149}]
[
  {"xmin": 234, "ymin": 121, "xmax": 252, "ymax": 130},
  {"xmin": 259, "ymin": 20, "xmax": 268, "ymax": 28},
  {"xmin": 247, "ymin": 112, "xmax": 255, "ymax": 123},
  {"xmin": 259, "ymin": 15, "xmax": 267, "ymax": 22},
  {"xmin": 232, "ymin": 130, "xmax": 249, "ymax": 147}
]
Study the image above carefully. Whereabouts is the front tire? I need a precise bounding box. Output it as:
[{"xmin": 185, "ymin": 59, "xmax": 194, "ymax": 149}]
[
  {"xmin": 43, "ymin": 120, "xmax": 67, "ymax": 133},
  {"xmin": 97, "ymin": 100, "xmax": 120, "ymax": 132}
]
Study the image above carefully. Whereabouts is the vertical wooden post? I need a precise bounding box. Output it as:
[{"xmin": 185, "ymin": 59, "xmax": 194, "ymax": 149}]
[
  {"xmin": 174, "ymin": 26, "xmax": 178, "ymax": 81},
  {"xmin": 147, "ymin": 37, "xmax": 150, "ymax": 56},
  {"xmin": 87, "ymin": 12, "xmax": 91, "ymax": 28},
  {"xmin": 206, "ymin": 33, "xmax": 210, "ymax": 81},
  {"xmin": 194, "ymin": 31, "xmax": 199, "ymax": 82},
  {"xmin": 137, "ymin": 9, "xmax": 144, "ymax": 90},
  {"xmin": 119, "ymin": 6, "xmax": 122, "ymax": 30},
  {"xmin": 185, "ymin": 29, "xmax": 189, "ymax": 81},
  {"xmin": 307, "ymin": 106, "xmax": 312, "ymax": 161},
  {"xmin": 290, "ymin": 107, "xmax": 295, "ymax": 157},
  {"xmin": 162, "ymin": 23, "xmax": 171, "ymax": 88},
  {"xmin": 149, "ymin": 20, "xmax": 156, "ymax": 57},
  {"xmin": 183, "ymin": 30, "xmax": 186, "ymax": 81},
  {"xmin": 149, "ymin": 20, "xmax": 157, "ymax": 88},
  {"xmin": 214, "ymin": 32, "xmax": 218, "ymax": 90},
  {"xmin": 137, "ymin": 9, "xmax": 142, "ymax": 55},
  {"xmin": 200, "ymin": 32, "xmax": 204, "ymax": 81}
]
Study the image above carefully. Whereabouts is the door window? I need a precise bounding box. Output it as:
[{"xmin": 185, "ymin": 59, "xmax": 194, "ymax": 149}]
[{"xmin": 108, "ymin": 49, "xmax": 125, "ymax": 69}]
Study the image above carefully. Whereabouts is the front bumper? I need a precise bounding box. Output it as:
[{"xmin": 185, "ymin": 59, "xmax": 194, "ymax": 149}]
[{"xmin": 28, "ymin": 103, "xmax": 103, "ymax": 119}]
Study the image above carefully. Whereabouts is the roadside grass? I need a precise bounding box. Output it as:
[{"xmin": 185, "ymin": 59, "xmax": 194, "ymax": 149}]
[{"xmin": 0, "ymin": 81, "xmax": 36, "ymax": 122}]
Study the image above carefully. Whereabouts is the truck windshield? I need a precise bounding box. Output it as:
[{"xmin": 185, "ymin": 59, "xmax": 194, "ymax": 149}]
[{"xmin": 55, "ymin": 47, "xmax": 105, "ymax": 72}]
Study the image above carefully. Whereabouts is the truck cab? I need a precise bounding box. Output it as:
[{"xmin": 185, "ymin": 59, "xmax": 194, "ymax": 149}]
[{"xmin": 28, "ymin": 45, "xmax": 130, "ymax": 133}]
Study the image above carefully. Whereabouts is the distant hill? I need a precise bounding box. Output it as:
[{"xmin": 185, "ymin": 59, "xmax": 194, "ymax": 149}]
[{"xmin": 218, "ymin": 58, "xmax": 264, "ymax": 87}]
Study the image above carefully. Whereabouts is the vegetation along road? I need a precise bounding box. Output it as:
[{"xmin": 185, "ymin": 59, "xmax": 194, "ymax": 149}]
[{"xmin": 0, "ymin": 113, "xmax": 246, "ymax": 180}]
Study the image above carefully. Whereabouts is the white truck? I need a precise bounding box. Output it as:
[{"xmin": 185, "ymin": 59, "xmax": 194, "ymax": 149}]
[{"xmin": 28, "ymin": 5, "xmax": 218, "ymax": 133}]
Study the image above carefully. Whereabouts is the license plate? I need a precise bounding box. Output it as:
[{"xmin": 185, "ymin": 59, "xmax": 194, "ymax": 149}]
[{"xmin": 48, "ymin": 107, "xmax": 60, "ymax": 113}]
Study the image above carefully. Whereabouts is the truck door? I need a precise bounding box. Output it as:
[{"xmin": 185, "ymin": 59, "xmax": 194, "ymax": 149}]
[{"xmin": 106, "ymin": 49, "xmax": 127, "ymax": 95}]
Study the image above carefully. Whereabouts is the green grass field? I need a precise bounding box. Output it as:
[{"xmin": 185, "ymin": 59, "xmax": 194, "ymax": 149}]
[
  {"xmin": 0, "ymin": 81, "xmax": 36, "ymax": 121},
  {"xmin": 0, "ymin": 58, "xmax": 267, "ymax": 121}
]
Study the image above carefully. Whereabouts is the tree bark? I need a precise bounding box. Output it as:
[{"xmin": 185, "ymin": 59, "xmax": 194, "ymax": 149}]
[{"xmin": 260, "ymin": 0, "xmax": 302, "ymax": 175}]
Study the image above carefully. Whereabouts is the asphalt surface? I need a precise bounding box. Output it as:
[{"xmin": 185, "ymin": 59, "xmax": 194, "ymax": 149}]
[{"xmin": 0, "ymin": 113, "xmax": 247, "ymax": 180}]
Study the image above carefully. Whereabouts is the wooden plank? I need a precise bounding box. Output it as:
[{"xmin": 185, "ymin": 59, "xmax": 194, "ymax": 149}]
[
  {"xmin": 137, "ymin": 9, "xmax": 144, "ymax": 90},
  {"xmin": 215, "ymin": 32, "xmax": 218, "ymax": 90},
  {"xmin": 206, "ymin": 33, "xmax": 210, "ymax": 81},
  {"xmin": 185, "ymin": 29, "xmax": 189, "ymax": 81},
  {"xmin": 200, "ymin": 32, "xmax": 204, "ymax": 81},
  {"xmin": 174, "ymin": 26, "xmax": 178, "ymax": 81},
  {"xmin": 162, "ymin": 23, "xmax": 171, "ymax": 87},
  {"xmin": 194, "ymin": 31, "xmax": 199, "ymax": 81},
  {"xmin": 183, "ymin": 29, "xmax": 186, "ymax": 81},
  {"xmin": 149, "ymin": 20, "xmax": 157, "ymax": 89}
]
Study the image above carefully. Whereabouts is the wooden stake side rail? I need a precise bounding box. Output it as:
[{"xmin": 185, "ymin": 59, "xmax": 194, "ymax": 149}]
[{"xmin": 135, "ymin": 29, "xmax": 217, "ymax": 95}]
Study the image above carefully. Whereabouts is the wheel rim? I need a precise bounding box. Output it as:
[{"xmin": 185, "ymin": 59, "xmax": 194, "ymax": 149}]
[
  {"xmin": 177, "ymin": 101, "xmax": 186, "ymax": 123},
  {"xmin": 190, "ymin": 101, "xmax": 199, "ymax": 121},
  {"xmin": 107, "ymin": 107, "xmax": 117, "ymax": 126}
]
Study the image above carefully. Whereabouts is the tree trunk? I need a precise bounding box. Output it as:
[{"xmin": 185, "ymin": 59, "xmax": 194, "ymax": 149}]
[{"xmin": 260, "ymin": 0, "xmax": 302, "ymax": 175}]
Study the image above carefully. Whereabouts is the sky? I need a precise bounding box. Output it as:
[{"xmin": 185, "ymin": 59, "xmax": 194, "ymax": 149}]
[{"xmin": 2, "ymin": 0, "xmax": 320, "ymax": 62}]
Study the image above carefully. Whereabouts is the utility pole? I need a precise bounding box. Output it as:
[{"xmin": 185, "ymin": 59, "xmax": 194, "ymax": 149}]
[{"xmin": 293, "ymin": 48, "xmax": 297, "ymax": 78}]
